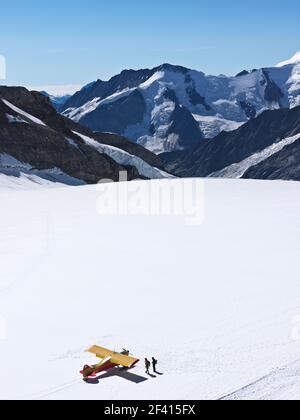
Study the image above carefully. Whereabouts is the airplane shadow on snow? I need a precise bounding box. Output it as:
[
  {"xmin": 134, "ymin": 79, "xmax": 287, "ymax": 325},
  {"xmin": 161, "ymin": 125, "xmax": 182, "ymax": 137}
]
[{"xmin": 85, "ymin": 367, "xmax": 149, "ymax": 385}]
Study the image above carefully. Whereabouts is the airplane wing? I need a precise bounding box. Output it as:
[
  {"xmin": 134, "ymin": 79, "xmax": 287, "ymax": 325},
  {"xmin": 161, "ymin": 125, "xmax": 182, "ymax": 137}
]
[{"xmin": 87, "ymin": 345, "xmax": 139, "ymax": 368}]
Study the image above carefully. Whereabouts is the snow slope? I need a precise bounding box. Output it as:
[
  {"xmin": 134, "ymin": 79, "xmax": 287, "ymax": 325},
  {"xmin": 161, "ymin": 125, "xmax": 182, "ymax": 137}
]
[
  {"xmin": 209, "ymin": 133, "xmax": 300, "ymax": 179},
  {"xmin": 0, "ymin": 172, "xmax": 74, "ymax": 191},
  {"xmin": 0, "ymin": 179, "xmax": 299, "ymax": 400},
  {"xmin": 193, "ymin": 115, "xmax": 243, "ymax": 139},
  {"xmin": 73, "ymin": 131, "xmax": 173, "ymax": 180},
  {"xmin": 2, "ymin": 99, "xmax": 47, "ymax": 126},
  {"xmin": 276, "ymin": 51, "xmax": 300, "ymax": 67},
  {"xmin": 0, "ymin": 154, "xmax": 85, "ymax": 191},
  {"xmin": 222, "ymin": 359, "xmax": 300, "ymax": 400}
]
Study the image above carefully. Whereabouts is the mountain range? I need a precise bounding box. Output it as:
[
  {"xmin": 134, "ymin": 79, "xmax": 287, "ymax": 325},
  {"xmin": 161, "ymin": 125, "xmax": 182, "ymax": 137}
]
[
  {"xmin": 1, "ymin": 51, "xmax": 300, "ymax": 187},
  {"xmin": 59, "ymin": 52, "xmax": 300, "ymax": 154},
  {"xmin": 0, "ymin": 87, "xmax": 170, "ymax": 189}
]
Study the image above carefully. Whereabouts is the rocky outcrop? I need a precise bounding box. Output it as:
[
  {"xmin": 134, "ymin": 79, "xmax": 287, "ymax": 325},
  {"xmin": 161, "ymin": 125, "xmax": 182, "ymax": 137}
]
[
  {"xmin": 62, "ymin": 68, "xmax": 156, "ymax": 112},
  {"xmin": 167, "ymin": 104, "xmax": 203, "ymax": 150},
  {"xmin": 161, "ymin": 105, "xmax": 300, "ymax": 180},
  {"xmin": 262, "ymin": 69, "xmax": 284, "ymax": 105},
  {"xmin": 80, "ymin": 90, "xmax": 146, "ymax": 134},
  {"xmin": 0, "ymin": 87, "xmax": 166, "ymax": 184},
  {"xmin": 243, "ymin": 138, "xmax": 300, "ymax": 181}
]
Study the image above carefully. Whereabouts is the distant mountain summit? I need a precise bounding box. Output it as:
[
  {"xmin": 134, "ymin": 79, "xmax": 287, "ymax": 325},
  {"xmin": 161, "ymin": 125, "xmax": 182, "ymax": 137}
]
[
  {"xmin": 276, "ymin": 51, "xmax": 300, "ymax": 67},
  {"xmin": 60, "ymin": 53, "xmax": 300, "ymax": 154},
  {"xmin": 40, "ymin": 91, "xmax": 71, "ymax": 110}
]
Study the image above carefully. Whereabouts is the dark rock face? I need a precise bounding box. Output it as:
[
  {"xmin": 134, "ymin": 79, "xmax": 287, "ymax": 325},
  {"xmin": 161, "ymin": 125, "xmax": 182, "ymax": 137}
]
[
  {"xmin": 149, "ymin": 123, "xmax": 156, "ymax": 136},
  {"xmin": 236, "ymin": 69, "xmax": 258, "ymax": 77},
  {"xmin": 62, "ymin": 69, "xmax": 155, "ymax": 112},
  {"xmin": 162, "ymin": 86, "xmax": 203, "ymax": 149},
  {"xmin": 185, "ymin": 74, "xmax": 211, "ymax": 110},
  {"xmin": 80, "ymin": 90, "xmax": 146, "ymax": 134},
  {"xmin": 167, "ymin": 104, "xmax": 203, "ymax": 150},
  {"xmin": 0, "ymin": 87, "xmax": 163, "ymax": 183},
  {"xmin": 157, "ymin": 63, "xmax": 189, "ymax": 75},
  {"xmin": 163, "ymin": 88, "xmax": 178, "ymax": 103},
  {"xmin": 262, "ymin": 69, "xmax": 284, "ymax": 104},
  {"xmin": 243, "ymin": 139, "xmax": 300, "ymax": 181},
  {"xmin": 62, "ymin": 63, "xmax": 190, "ymax": 113},
  {"xmin": 186, "ymin": 85, "xmax": 211, "ymax": 110},
  {"xmin": 162, "ymin": 106, "xmax": 300, "ymax": 178},
  {"xmin": 240, "ymin": 101, "xmax": 257, "ymax": 119},
  {"xmin": 236, "ymin": 70, "xmax": 250, "ymax": 77},
  {"xmin": 0, "ymin": 87, "xmax": 56, "ymax": 121}
]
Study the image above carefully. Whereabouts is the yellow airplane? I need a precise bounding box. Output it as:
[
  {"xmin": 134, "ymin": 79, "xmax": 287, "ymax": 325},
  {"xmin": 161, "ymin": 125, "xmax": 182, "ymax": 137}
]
[{"xmin": 80, "ymin": 345, "xmax": 140, "ymax": 380}]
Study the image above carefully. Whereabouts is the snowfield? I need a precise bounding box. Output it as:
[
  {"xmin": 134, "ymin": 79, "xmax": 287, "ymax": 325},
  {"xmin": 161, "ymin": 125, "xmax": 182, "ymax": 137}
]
[{"xmin": 0, "ymin": 178, "xmax": 300, "ymax": 400}]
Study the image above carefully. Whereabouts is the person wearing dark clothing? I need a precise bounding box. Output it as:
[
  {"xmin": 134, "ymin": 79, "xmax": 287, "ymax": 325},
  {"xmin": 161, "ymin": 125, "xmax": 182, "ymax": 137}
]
[
  {"xmin": 152, "ymin": 357, "xmax": 158, "ymax": 373},
  {"xmin": 145, "ymin": 358, "xmax": 151, "ymax": 375}
]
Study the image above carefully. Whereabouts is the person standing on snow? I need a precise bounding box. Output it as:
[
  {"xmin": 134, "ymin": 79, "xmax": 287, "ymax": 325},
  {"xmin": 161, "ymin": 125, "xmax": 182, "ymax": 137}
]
[
  {"xmin": 152, "ymin": 357, "xmax": 158, "ymax": 373},
  {"xmin": 145, "ymin": 358, "xmax": 151, "ymax": 375}
]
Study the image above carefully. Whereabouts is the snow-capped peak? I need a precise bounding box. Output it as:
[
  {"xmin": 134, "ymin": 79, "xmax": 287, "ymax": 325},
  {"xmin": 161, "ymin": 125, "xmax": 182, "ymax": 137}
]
[{"xmin": 276, "ymin": 51, "xmax": 300, "ymax": 67}]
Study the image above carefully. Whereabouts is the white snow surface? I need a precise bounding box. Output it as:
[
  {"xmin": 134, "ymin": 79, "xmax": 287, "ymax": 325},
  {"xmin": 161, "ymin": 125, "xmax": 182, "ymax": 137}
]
[
  {"xmin": 1, "ymin": 99, "xmax": 47, "ymax": 126},
  {"xmin": 0, "ymin": 172, "xmax": 67, "ymax": 191},
  {"xmin": 0, "ymin": 178, "xmax": 300, "ymax": 400},
  {"xmin": 210, "ymin": 133, "xmax": 300, "ymax": 179},
  {"xmin": 222, "ymin": 359, "xmax": 300, "ymax": 400}
]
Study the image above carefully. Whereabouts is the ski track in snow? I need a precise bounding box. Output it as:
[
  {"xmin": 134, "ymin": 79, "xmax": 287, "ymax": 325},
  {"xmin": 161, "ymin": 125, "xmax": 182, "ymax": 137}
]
[{"xmin": 24, "ymin": 379, "xmax": 83, "ymax": 401}]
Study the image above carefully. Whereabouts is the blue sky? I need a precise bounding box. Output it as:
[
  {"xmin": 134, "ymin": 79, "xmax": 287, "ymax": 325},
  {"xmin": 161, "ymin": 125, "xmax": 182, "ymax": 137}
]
[{"xmin": 1, "ymin": 0, "xmax": 300, "ymax": 89}]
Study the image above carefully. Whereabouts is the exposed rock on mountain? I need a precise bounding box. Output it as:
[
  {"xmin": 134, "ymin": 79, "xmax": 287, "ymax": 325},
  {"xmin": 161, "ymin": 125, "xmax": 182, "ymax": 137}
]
[
  {"xmin": 60, "ymin": 53, "xmax": 300, "ymax": 153},
  {"xmin": 161, "ymin": 105, "xmax": 300, "ymax": 181},
  {"xmin": 0, "ymin": 86, "xmax": 170, "ymax": 187}
]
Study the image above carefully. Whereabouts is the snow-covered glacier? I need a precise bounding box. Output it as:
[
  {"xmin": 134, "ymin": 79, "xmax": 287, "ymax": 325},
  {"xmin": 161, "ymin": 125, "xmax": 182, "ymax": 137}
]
[{"xmin": 0, "ymin": 178, "xmax": 299, "ymax": 400}]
